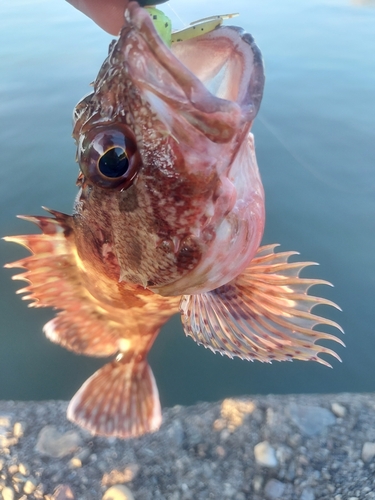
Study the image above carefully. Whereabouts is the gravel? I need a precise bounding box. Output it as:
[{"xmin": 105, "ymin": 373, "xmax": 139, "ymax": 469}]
[{"xmin": 0, "ymin": 393, "xmax": 375, "ymax": 499}]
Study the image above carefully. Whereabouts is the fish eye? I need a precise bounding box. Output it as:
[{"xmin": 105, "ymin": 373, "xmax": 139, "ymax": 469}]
[
  {"xmin": 78, "ymin": 125, "xmax": 142, "ymax": 190},
  {"xmin": 98, "ymin": 147, "xmax": 129, "ymax": 178}
]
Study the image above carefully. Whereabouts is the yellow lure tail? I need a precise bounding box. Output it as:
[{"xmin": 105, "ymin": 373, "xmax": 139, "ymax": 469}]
[{"xmin": 171, "ymin": 13, "xmax": 239, "ymax": 44}]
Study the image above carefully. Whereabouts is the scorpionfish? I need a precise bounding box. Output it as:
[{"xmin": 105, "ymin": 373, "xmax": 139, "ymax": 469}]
[{"xmin": 5, "ymin": 2, "xmax": 343, "ymax": 438}]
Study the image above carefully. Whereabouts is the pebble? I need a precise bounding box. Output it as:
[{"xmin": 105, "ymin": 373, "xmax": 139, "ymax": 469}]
[
  {"xmin": 0, "ymin": 417, "xmax": 11, "ymax": 429},
  {"xmin": 301, "ymin": 487, "xmax": 315, "ymax": 500},
  {"xmin": 220, "ymin": 399, "xmax": 256, "ymax": 431},
  {"xmin": 252, "ymin": 476, "xmax": 263, "ymax": 493},
  {"xmin": 51, "ymin": 471, "xmax": 64, "ymax": 483},
  {"xmin": 102, "ymin": 485, "xmax": 135, "ymax": 500},
  {"xmin": 331, "ymin": 403, "xmax": 347, "ymax": 418},
  {"xmin": 234, "ymin": 494, "xmax": 246, "ymax": 500},
  {"xmin": 13, "ymin": 422, "xmax": 25, "ymax": 439},
  {"xmin": 264, "ymin": 479, "xmax": 285, "ymax": 499},
  {"xmin": 254, "ymin": 441, "xmax": 278, "ymax": 468},
  {"xmin": 362, "ymin": 442, "xmax": 375, "ymax": 463},
  {"xmin": 11, "ymin": 473, "xmax": 25, "ymax": 484},
  {"xmin": 7, "ymin": 465, "xmax": 18, "ymax": 476},
  {"xmin": 166, "ymin": 418, "xmax": 184, "ymax": 447},
  {"xmin": 18, "ymin": 464, "xmax": 29, "ymax": 476},
  {"xmin": 220, "ymin": 429, "xmax": 231, "ymax": 442},
  {"xmin": 168, "ymin": 493, "xmax": 180, "ymax": 500},
  {"xmin": 321, "ymin": 469, "xmax": 331, "ymax": 480},
  {"xmin": 288, "ymin": 433, "xmax": 302, "ymax": 448},
  {"xmin": 223, "ymin": 483, "xmax": 236, "ymax": 497},
  {"xmin": 68, "ymin": 457, "xmax": 82, "ymax": 469},
  {"xmin": 35, "ymin": 426, "xmax": 82, "ymax": 458},
  {"xmin": 1, "ymin": 487, "xmax": 14, "ymax": 500},
  {"xmin": 276, "ymin": 445, "xmax": 293, "ymax": 465},
  {"xmin": 288, "ymin": 404, "xmax": 335, "ymax": 437},
  {"xmin": 23, "ymin": 478, "xmax": 37, "ymax": 495},
  {"xmin": 1, "ymin": 438, "xmax": 17, "ymax": 449},
  {"xmin": 215, "ymin": 445, "xmax": 226, "ymax": 458},
  {"xmin": 74, "ymin": 447, "xmax": 90, "ymax": 463}
]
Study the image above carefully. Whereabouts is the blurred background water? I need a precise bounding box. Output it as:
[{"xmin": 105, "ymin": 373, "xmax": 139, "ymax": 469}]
[{"xmin": 0, "ymin": 0, "xmax": 374, "ymax": 407}]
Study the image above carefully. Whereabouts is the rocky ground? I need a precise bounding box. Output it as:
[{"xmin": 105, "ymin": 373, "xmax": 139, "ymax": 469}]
[{"xmin": 1, "ymin": 394, "xmax": 375, "ymax": 500}]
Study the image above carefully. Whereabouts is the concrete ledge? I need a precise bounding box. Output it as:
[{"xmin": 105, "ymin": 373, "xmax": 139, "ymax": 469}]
[{"xmin": 1, "ymin": 393, "xmax": 375, "ymax": 500}]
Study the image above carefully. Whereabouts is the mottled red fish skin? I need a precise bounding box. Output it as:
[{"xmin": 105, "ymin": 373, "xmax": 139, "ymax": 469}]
[{"xmin": 73, "ymin": 169, "xmax": 216, "ymax": 293}]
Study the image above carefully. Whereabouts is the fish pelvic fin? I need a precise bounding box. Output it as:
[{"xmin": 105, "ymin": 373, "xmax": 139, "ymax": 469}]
[
  {"xmin": 180, "ymin": 244, "xmax": 343, "ymax": 367},
  {"xmin": 67, "ymin": 355, "xmax": 161, "ymax": 438}
]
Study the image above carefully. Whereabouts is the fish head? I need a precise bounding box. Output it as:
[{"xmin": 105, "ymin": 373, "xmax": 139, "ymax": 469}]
[{"xmin": 72, "ymin": 2, "xmax": 265, "ymax": 296}]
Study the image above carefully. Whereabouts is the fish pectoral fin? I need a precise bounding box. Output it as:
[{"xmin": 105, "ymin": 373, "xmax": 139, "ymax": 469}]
[
  {"xmin": 67, "ymin": 356, "xmax": 161, "ymax": 438},
  {"xmin": 4, "ymin": 209, "xmax": 120, "ymax": 357},
  {"xmin": 180, "ymin": 244, "xmax": 344, "ymax": 367}
]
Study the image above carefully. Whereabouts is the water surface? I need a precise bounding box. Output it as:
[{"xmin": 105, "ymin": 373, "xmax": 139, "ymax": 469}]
[{"xmin": 0, "ymin": 0, "xmax": 374, "ymax": 406}]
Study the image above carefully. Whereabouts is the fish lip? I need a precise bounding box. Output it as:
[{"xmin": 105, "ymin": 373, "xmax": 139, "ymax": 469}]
[
  {"xmin": 114, "ymin": 3, "xmax": 265, "ymax": 140},
  {"xmin": 225, "ymin": 26, "xmax": 265, "ymax": 119}
]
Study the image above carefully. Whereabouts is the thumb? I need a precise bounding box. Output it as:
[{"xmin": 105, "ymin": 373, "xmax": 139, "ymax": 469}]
[{"xmin": 66, "ymin": 0, "xmax": 130, "ymax": 35}]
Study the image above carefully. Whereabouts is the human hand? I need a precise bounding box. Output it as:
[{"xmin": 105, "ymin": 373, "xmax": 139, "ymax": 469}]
[{"xmin": 66, "ymin": 0, "xmax": 168, "ymax": 35}]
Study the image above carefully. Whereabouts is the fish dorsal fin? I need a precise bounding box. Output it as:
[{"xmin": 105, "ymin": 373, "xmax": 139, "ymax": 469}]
[{"xmin": 180, "ymin": 244, "xmax": 344, "ymax": 367}]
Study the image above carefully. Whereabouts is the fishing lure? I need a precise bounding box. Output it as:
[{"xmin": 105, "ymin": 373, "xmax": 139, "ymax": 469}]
[
  {"xmin": 145, "ymin": 6, "xmax": 239, "ymax": 47},
  {"xmin": 171, "ymin": 13, "xmax": 239, "ymax": 44}
]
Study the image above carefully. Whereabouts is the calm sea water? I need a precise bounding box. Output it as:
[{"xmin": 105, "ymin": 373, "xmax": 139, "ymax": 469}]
[{"xmin": 0, "ymin": 0, "xmax": 374, "ymax": 407}]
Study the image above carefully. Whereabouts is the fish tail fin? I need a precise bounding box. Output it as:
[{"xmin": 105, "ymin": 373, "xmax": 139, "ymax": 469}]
[
  {"xmin": 180, "ymin": 244, "xmax": 343, "ymax": 367},
  {"xmin": 67, "ymin": 355, "xmax": 161, "ymax": 438}
]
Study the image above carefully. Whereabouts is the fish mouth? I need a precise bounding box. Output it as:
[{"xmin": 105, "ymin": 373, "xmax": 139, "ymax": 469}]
[{"xmin": 116, "ymin": 3, "xmax": 265, "ymax": 144}]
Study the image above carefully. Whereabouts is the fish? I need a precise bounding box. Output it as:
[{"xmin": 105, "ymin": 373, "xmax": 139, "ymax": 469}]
[{"xmin": 4, "ymin": 2, "xmax": 343, "ymax": 439}]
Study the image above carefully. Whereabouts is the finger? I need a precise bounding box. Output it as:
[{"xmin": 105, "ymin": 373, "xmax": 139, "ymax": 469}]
[{"xmin": 66, "ymin": 0, "xmax": 130, "ymax": 35}]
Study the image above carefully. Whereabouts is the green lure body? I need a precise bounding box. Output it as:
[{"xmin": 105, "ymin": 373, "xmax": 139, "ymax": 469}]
[{"xmin": 145, "ymin": 7, "xmax": 172, "ymax": 47}]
